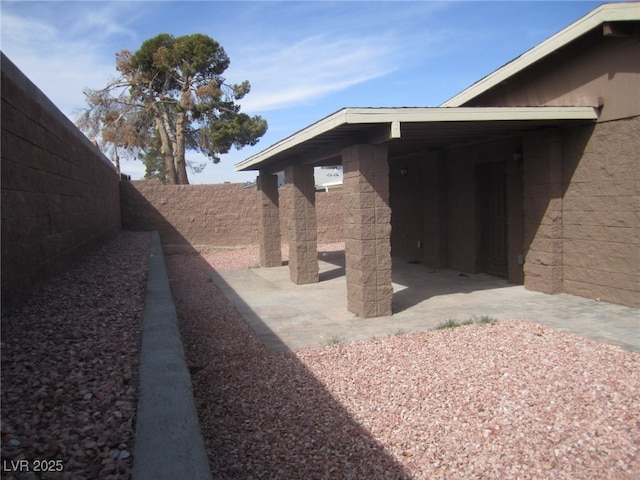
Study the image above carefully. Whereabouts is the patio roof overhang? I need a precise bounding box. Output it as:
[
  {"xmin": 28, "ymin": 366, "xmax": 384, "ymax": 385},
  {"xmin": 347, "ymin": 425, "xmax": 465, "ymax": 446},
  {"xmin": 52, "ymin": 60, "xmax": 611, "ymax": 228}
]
[{"xmin": 235, "ymin": 106, "xmax": 599, "ymax": 174}]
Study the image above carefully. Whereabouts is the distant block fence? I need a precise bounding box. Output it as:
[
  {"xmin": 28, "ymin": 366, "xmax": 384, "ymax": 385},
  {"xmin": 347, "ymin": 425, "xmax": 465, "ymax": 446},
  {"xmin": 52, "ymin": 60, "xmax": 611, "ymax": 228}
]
[
  {"xmin": 1, "ymin": 54, "xmax": 121, "ymax": 313},
  {"xmin": 120, "ymin": 180, "xmax": 344, "ymax": 251}
]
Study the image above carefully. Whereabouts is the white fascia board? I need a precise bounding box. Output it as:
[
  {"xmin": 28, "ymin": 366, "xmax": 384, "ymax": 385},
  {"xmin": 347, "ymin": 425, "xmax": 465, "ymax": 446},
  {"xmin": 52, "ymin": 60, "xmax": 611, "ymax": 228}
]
[
  {"xmin": 441, "ymin": 2, "xmax": 640, "ymax": 107},
  {"xmin": 345, "ymin": 106, "xmax": 600, "ymax": 122},
  {"xmin": 234, "ymin": 108, "xmax": 349, "ymax": 171},
  {"xmin": 235, "ymin": 106, "xmax": 598, "ymax": 171}
]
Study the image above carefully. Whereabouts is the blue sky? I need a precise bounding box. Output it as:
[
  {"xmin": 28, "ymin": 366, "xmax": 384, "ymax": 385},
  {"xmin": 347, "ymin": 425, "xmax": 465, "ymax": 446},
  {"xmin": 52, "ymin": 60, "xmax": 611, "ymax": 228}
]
[{"xmin": 1, "ymin": 1, "xmax": 620, "ymax": 184}]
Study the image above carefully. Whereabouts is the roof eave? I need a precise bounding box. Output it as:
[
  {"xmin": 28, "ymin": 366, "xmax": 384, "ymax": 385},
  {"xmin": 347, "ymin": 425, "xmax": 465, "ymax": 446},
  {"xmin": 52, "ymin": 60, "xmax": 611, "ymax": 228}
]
[{"xmin": 235, "ymin": 106, "xmax": 599, "ymax": 171}]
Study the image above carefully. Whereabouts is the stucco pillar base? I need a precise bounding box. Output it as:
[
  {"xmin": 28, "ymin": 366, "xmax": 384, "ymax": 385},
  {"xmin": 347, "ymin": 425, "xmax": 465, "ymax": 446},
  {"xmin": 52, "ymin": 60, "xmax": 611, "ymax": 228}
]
[
  {"xmin": 257, "ymin": 173, "xmax": 282, "ymax": 268},
  {"xmin": 285, "ymin": 165, "xmax": 319, "ymax": 284},
  {"xmin": 343, "ymin": 144, "xmax": 392, "ymax": 318}
]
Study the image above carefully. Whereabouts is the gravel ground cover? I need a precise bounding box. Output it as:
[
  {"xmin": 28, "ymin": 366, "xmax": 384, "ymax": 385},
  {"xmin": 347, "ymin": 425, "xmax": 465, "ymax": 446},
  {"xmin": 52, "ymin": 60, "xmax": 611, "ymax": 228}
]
[
  {"xmin": 1, "ymin": 231, "xmax": 150, "ymax": 479},
  {"xmin": 169, "ymin": 246, "xmax": 640, "ymax": 480}
]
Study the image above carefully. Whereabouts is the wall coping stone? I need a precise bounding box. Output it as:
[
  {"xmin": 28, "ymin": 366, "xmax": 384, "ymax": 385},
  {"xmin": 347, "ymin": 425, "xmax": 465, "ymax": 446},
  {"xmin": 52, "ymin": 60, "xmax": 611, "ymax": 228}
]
[{"xmin": 132, "ymin": 232, "xmax": 212, "ymax": 480}]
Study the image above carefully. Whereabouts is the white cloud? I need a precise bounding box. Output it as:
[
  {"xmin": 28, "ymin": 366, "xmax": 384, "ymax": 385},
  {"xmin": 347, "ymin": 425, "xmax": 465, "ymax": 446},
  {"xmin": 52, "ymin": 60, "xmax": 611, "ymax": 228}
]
[
  {"xmin": 72, "ymin": 5, "xmax": 139, "ymax": 39},
  {"xmin": 0, "ymin": 0, "xmax": 456, "ymax": 185},
  {"xmin": 230, "ymin": 33, "xmax": 398, "ymax": 113},
  {"xmin": 0, "ymin": 3, "xmax": 139, "ymax": 121}
]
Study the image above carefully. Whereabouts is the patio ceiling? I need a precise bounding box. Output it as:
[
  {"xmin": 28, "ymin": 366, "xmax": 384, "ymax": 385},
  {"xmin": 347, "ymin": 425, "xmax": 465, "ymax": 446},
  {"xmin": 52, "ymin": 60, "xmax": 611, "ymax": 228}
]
[{"xmin": 235, "ymin": 106, "xmax": 599, "ymax": 174}]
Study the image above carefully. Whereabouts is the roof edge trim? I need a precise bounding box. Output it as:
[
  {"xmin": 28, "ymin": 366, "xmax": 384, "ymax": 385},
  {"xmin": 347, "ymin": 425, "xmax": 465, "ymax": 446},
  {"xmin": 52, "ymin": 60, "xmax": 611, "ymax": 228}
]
[{"xmin": 235, "ymin": 106, "xmax": 598, "ymax": 171}]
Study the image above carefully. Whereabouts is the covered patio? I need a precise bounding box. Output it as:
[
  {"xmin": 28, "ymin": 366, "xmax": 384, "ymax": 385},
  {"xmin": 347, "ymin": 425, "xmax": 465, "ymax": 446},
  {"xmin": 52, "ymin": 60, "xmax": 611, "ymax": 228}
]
[
  {"xmin": 236, "ymin": 106, "xmax": 599, "ymax": 318},
  {"xmin": 210, "ymin": 247, "xmax": 640, "ymax": 353}
]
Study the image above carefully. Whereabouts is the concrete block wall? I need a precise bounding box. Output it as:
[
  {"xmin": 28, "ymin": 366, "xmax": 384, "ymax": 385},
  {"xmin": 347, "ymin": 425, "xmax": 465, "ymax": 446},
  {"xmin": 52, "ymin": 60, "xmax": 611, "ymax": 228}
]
[
  {"xmin": 121, "ymin": 181, "xmax": 259, "ymax": 248},
  {"xmin": 278, "ymin": 186, "xmax": 343, "ymax": 246},
  {"xmin": 1, "ymin": 54, "xmax": 121, "ymax": 312},
  {"xmin": 561, "ymin": 118, "xmax": 640, "ymax": 307},
  {"xmin": 120, "ymin": 180, "xmax": 344, "ymax": 250},
  {"xmin": 314, "ymin": 191, "xmax": 344, "ymax": 245},
  {"xmin": 523, "ymin": 119, "xmax": 640, "ymax": 307},
  {"xmin": 257, "ymin": 174, "xmax": 282, "ymax": 267},
  {"xmin": 343, "ymin": 145, "xmax": 393, "ymax": 318},
  {"xmin": 284, "ymin": 165, "xmax": 319, "ymax": 284},
  {"xmin": 389, "ymin": 155, "xmax": 427, "ymax": 264},
  {"xmin": 523, "ymin": 130, "xmax": 565, "ymax": 294}
]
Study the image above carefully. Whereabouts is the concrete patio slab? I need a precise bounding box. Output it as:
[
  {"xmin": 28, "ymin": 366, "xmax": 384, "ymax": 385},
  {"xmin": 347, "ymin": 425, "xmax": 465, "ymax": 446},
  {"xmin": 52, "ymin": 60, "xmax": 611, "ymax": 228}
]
[{"xmin": 211, "ymin": 250, "xmax": 640, "ymax": 353}]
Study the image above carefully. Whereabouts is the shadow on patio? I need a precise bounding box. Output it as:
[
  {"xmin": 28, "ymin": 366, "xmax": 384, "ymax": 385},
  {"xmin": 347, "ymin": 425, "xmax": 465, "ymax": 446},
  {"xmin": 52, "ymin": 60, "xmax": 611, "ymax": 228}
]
[
  {"xmin": 212, "ymin": 248, "xmax": 518, "ymax": 352},
  {"xmin": 212, "ymin": 248, "xmax": 640, "ymax": 353},
  {"xmin": 315, "ymin": 248, "xmax": 512, "ymax": 313}
]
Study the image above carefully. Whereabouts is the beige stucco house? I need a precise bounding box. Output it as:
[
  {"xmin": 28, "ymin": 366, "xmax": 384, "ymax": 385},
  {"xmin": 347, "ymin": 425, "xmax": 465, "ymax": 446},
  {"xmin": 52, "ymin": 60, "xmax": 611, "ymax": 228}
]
[{"xmin": 236, "ymin": 2, "xmax": 640, "ymax": 317}]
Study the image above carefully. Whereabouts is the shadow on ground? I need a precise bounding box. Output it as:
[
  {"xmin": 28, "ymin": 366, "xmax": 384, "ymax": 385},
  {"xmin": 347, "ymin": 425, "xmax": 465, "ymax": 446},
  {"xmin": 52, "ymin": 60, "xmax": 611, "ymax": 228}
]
[
  {"xmin": 317, "ymin": 248, "xmax": 513, "ymax": 314},
  {"xmin": 165, "ymin": 251, "xmax": 410, "ymax": 479}
]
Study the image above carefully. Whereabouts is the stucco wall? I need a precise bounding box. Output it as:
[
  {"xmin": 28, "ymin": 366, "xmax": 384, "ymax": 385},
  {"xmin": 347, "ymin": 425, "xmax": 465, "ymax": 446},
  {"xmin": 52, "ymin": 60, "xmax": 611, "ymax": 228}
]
[
  {"xmin": 120, "ymin": 180, "xmax": 343, "ymax": 250},
  {"xmin": 1, "ymin": 54, "xmax": 121, "ymax": 312}
]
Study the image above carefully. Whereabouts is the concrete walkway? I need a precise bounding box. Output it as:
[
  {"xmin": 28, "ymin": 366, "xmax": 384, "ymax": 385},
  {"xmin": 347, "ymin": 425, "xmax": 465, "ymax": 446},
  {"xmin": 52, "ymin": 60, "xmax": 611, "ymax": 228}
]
[{"xmin": 212, "ymin": 250, "xmax": 640, "ymax": 353}]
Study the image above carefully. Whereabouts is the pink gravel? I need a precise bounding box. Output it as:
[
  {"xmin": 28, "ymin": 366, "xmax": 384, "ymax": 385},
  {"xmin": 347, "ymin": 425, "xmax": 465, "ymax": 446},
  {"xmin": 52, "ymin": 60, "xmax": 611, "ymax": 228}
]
[
  {"xmin": 1, "ymin": 232, "xmax": 150, "ymax": 479},
  {"xmin": 3, "ymin": 237, "xmax": 637, "ymax": 479},
  {"xmin": 168, "ymin": 246, "xmax": 640, "ymax": 480}
]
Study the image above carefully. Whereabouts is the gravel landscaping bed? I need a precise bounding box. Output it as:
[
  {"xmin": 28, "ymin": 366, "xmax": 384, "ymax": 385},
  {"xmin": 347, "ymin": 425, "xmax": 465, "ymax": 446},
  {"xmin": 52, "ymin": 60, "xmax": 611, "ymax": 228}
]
[
  {"xmin": 1, "ymin": 231, "xmax": 150, "ymax": 479},
  {"xmin": 4, "ymin": 236, "xmax": 635, "ymax": 480},
  {"xmin": 169, "ymin": 246, "xmax": 640, "ymax": 480}
]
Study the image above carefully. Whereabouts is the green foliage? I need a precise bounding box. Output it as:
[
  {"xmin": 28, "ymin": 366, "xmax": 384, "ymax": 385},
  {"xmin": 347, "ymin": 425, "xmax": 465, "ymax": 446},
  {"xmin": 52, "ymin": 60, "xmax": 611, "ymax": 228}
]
[
  {"xmin": 140, "ymin": 131, "xmax": 167, "ymax": 183},
  {"xmin": 326, "ymin": 334, "xmax": 345, "ymax": 345},
  {"xmin": 475, "ymin": 315, "xmax": 499, "ymax": 324},
  {"xmin": 200, "ymin": 112, "xmax": 268, "ymax": 164},
  {"xmin": 435, "ymin": 319, "xmax": 460, "ymax": 330},
  {"xmin": 434, "ymin": 316, "xmax": 499, "ymax": 331}
]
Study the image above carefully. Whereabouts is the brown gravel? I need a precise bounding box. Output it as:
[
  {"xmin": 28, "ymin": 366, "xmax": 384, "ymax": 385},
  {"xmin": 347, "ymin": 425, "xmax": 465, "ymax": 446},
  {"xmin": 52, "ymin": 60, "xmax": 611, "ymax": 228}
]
[
  {"xmin": 1, "ymin": 231, "xmax": 150, "ymax": 479},
  {"xmin": 168, "ymin": 246, "xmax": 640, "ymax": 480}
]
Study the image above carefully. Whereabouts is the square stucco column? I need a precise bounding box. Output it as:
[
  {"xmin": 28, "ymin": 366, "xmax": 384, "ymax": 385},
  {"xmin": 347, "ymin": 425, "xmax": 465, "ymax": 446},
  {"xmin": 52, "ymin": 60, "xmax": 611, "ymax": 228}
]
[
  {"xmin": 256, "ymin": 172, "xmax": 282, "ymax": 268},
  {"xmin": 342, "ymin": 144, "xmax": 393, "ymax": 318},
  {"xmin": 284, "ymin": 165, "xmax": 319, "ymax": 284}
]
